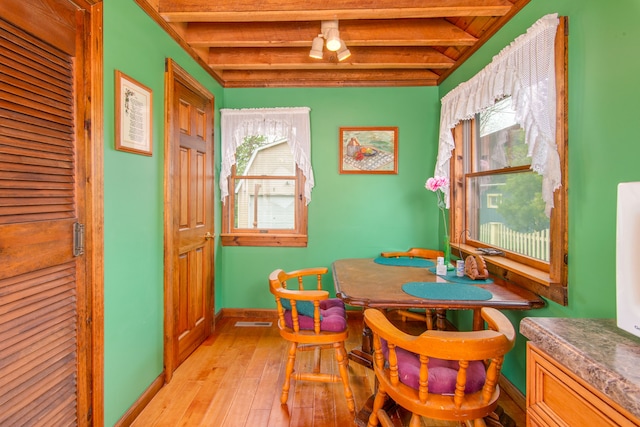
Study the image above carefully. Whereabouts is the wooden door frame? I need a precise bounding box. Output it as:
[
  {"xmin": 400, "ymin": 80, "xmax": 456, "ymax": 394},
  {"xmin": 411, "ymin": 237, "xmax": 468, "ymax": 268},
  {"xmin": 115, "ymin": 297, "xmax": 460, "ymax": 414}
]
[
  {"xmin": 87, "ymin": 2, "xmax": 105, "ymax": 425},
  {"xmin": 163, "ymin": 58, "xmax": 215, "ymax": 382}
]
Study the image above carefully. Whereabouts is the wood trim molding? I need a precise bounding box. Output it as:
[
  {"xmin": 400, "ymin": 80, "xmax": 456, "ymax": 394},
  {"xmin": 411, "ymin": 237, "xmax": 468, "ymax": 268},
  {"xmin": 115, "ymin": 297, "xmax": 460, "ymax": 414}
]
[
  {"xmin": 163, "ymin": 57, "xmax": 178, "ymax": 385},
  {"xmin": 89, "ymin": 2, "xmax": 105, "ymax": 425},
  {"xmin": 113, "ymin": 374, "xmax": 165, "ymax": 427},
  {"xmin": 499, "ymin": 374, "xmax": 526, "ymax": 414},
  {"xmin": 216, "ymin": 307, "xmax": 364, "ymax": 320},
  {"xmin": 436, "ymin": 0, "xmax": 531, "ymax": 84},
  {"xmin": 134, "ymin": 0, "xmax": 223, "ymax": 85},
  {"xmin": 218, "ymin": 308, "xmax": 279, "ymax": 318},
  {"xmin": 451, "ymin": 242, "xmax": 567, "ymax": 305}
]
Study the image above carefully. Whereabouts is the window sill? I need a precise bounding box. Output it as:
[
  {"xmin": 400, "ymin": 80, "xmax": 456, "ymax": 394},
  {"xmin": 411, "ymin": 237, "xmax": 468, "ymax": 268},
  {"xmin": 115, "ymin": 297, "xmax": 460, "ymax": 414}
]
[
  {"xmin": 221, "ymin": 233, "xmax": 308, "ymax": 247},
  {"xmin": 451, "ymin": 242, "xmax": 567, "ymax": 306}
]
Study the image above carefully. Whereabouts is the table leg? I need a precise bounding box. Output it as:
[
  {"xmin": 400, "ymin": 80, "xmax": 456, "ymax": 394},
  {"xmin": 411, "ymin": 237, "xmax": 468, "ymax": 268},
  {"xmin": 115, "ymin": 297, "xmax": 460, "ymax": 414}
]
[
  {"xmin": 354, "ymin": 393, "xmax": 400, "ymax": 427},
  {"xmin": 435, "ymin": 309, "xmax": 447, "ymax": 330},
  {"xmin": 472, "ymin": 308, "xmax": 484, "ymax": 331},
  {"xmin": 348, "ymin": 312, "xmax": 374, "ymax": 369}
]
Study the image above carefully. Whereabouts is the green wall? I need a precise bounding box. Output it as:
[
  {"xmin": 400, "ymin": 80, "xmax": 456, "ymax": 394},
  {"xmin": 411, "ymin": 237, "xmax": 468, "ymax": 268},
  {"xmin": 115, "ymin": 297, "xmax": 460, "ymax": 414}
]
[
  {"xmin": 218, "ymin": 87, "xmax": 440, "ymax": 309},
  {"xmin": 102, "ymin": 0, "xmax": 640, "ymax": 424},
  {"xmin": 440, "ymin": 0, "xmax": 640, "ymax": 392},
  {"xmin": 103, "ymin": 0, "xmax": 223, "ymax": 424}
]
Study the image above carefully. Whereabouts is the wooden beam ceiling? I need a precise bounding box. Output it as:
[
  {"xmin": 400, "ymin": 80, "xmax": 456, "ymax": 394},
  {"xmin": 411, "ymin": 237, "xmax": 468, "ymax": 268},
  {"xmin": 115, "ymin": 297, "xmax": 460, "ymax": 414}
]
[{"xmin": 143, "ymin": 0, "xmax": 529, "ymax": 87}]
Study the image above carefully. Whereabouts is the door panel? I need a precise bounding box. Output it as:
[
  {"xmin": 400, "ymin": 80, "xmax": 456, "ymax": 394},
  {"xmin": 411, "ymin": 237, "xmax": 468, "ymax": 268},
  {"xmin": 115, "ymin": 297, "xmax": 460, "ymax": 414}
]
[
  {"xmin": 170, "ymin": 78, "xmax": 214, "ymax": 369},
  {"xmin": 0, "ymin": 220, "xmax": 74, "ymax": 280},
  {"xmin": 0, "ymin": 2, "xmax": 90, "ymax": 423}
]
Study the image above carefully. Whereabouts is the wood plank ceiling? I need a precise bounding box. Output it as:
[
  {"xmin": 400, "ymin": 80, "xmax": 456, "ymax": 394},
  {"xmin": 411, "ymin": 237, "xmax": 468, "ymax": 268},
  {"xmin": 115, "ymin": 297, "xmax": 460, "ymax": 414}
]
[{"xmin": 150, "ymin": 0, "xmax": 530, "ymax": 88}]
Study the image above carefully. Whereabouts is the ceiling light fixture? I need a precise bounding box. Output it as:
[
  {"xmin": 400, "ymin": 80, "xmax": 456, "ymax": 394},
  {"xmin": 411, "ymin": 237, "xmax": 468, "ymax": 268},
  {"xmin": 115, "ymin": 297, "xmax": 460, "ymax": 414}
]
[
  {"xmin": 324, "ymin": 27, "xmax": 341, "ymax": 51},
  {"xmin": 337, "ymin": 41, "xmax": 351, "ymax": 61},
  {"xmin": 309, "ymin": 35, "xmax": 324, "ymax": 59},
  {"xmin": 309, "ymin": 20, "xmax": 350, "ymax": 61}
]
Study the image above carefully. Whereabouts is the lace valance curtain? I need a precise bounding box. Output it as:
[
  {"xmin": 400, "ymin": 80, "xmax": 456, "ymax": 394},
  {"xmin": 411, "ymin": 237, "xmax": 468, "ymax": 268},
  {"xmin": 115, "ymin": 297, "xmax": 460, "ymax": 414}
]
[
  {"xmin": 220, "ymin": 107, "xmax": 313, "ymax": 204},
  {"xmin": 434, "ymin": 13, "xmax": 560, "ymax": 215}
]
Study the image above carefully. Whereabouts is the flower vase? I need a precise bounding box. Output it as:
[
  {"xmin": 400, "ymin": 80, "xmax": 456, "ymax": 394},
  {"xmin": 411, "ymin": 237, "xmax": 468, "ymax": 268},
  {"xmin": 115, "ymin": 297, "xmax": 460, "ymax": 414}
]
[{"xmin": 443, "ymin": 236, "xmax": 454, "ymax": 270}]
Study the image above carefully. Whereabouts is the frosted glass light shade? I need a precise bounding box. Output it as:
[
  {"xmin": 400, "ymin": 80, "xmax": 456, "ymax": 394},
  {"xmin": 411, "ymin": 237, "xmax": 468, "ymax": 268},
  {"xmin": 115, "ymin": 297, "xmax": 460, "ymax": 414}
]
[
  {"xmin": 337, "ymin": 41, "xmax": 351, "ymax": 61},
  {"xmin": 309, "ymin": 36, "xmax": 324, "ymax": 59},
  {"xmin": 325, "ymin": 28, "xmax": 341, "ymax": 51}
]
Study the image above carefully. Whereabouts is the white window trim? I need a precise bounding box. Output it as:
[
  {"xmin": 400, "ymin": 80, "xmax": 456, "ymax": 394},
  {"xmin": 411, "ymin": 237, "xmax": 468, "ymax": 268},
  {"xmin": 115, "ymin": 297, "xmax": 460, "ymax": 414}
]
[
  {"xmin": 434, "ymin": 14, "xmax": 561, "ymax": 215},
  {"xmin": 220, "ymin": 107, "xmax": 314, "ymax": 205}
]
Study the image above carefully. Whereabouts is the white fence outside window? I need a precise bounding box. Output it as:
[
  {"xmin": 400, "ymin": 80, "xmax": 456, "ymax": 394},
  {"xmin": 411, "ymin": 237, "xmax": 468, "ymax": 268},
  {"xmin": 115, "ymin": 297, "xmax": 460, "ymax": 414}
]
[{"xmin": 479, "ymin": 222, "xmax": 550, "ymax": 262}]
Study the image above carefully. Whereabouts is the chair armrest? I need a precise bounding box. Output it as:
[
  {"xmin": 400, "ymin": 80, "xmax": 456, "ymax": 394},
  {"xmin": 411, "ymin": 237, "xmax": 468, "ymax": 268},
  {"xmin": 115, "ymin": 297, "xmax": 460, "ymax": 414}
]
[
  {"xmin": 275, "ymin": 288, "xmax": 329, "ymax": 301},
  {"xmin": 380, "ymin": 248, "xmax": 444, "ymax": 259},
  {"xmin": 284, "ymin": 267, "xmax": 328, "ymax": 277}
]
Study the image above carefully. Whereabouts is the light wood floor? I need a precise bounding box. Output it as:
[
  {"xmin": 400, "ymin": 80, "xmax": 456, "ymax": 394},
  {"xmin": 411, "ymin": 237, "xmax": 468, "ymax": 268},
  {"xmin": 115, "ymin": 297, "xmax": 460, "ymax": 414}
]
[{"xmin": 131, "ymin": 315, "xmax": 526, "ymax": 427}]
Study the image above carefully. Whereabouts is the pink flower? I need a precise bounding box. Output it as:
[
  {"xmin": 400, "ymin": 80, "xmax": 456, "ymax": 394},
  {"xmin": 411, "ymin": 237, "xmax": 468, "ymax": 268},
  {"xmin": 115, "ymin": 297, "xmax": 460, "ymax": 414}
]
[
  {"xmin": 426, "ymin": 176, "xmax": 449, "ymax": 220},
  {"xmin": 425, "ymin": 176, "xmax": 448, "ymax": 192}
]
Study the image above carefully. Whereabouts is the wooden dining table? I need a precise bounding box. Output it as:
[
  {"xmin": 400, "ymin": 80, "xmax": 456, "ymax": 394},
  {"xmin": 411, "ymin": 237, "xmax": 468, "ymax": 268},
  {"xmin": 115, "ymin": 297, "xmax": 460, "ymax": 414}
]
[{"xmin": 331, "ymin": 257, "xmax": 545, "ymax": 367}]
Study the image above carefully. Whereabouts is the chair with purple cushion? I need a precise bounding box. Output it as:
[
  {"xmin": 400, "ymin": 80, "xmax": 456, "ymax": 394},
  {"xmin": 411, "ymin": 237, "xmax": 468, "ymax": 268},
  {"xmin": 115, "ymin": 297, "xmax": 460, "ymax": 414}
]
[
  {"xmin": 364, "ymin": 307, "xmax": 515, "ymax": 427},
  {"xmin": 381, "ymin": 247, "xmax": 445, "ymax": 330},
  {"xmin": 269, "ymin": 267, "xmax": 355, "ymax": 412}
]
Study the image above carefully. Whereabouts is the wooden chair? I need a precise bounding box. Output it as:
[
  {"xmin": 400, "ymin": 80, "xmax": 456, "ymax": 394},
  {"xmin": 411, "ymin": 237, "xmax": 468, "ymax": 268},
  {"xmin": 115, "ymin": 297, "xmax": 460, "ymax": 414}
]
[
  {"xmin": 268, "ymin": 267, "xmax": 355, "ymax": 412},
  {"xmin": 364, "ymin": 307, "xmax": 516, "ymax": 427},
  {"xmin": 380, "ymin": 248, "xmax": 445, "ymax": 330}
]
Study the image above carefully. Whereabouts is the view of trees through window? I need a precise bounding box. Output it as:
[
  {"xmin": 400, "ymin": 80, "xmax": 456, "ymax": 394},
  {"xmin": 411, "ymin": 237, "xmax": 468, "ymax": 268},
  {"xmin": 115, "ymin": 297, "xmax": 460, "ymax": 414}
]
[
  {"xmin": 469, "ymin": 98, "xmax": 550, "ymax": 262},
  {"xmin": 235, "ymin": 135, "xmax": 268, "ymax": 175}
]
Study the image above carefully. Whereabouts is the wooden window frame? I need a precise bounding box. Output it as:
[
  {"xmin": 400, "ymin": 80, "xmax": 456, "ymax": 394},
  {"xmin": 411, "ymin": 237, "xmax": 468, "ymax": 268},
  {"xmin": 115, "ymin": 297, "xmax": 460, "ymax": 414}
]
[
  {"xmin": 221, "ymin": 164, "xmax": 308, "ymax": 247},
  {"xmin": 449, "ymin": 17, "xmax": 568, "ymax": 306}
]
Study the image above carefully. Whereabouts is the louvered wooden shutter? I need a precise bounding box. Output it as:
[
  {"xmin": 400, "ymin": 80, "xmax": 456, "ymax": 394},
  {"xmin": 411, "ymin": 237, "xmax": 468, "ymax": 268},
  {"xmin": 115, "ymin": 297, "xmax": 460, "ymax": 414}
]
[{"xmin": 0, "ymin": 15, "xmax": 80, "ymax": 426}]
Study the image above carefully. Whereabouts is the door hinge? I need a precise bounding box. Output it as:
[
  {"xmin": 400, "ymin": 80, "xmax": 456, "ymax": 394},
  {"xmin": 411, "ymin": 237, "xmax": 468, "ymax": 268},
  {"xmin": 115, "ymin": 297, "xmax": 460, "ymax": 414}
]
[{"xmin": 73, "ymin": 222, "xmax": 85, "ymax": 256}]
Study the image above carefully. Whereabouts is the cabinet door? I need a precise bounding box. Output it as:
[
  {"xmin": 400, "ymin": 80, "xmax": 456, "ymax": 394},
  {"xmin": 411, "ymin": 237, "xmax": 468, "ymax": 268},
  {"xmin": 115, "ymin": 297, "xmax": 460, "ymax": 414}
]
[{"xmin": 526, "ymin": 343, "xmax": 639, "ymax": 427}]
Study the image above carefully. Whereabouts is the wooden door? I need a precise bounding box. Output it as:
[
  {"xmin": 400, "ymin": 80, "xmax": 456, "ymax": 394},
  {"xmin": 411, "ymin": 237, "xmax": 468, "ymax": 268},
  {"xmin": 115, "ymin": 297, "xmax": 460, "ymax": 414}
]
[
  {"xmin": 0, "ymin": 1, "xmax": 95, "ymax": 424},
  {"xmin": 164, "ymin": 60, "xmax": 215, "ymax": 379}
]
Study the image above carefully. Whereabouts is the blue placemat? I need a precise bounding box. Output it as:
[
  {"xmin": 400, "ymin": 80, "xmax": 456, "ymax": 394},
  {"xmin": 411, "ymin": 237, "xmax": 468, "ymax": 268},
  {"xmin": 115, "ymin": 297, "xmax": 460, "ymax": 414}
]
[
  {"xmin": 402, "ymin": 282, "xmax": 493, "ymax": 301},
  {"xmin": 427, "ymin": 267, "xmax": 493, "ymax": 284},
  {"xmin": 374, "ymin": 256, "xmax": 435, "ymax": 268}
]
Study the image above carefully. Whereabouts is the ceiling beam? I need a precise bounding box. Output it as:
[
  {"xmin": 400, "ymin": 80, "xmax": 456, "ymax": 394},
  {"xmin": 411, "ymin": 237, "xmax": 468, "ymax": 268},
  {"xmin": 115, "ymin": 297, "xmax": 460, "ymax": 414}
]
[
  {"xmin": 140, "ymin": 0, "xmax": 530, "ymax": 88},
  {"xmin": 185, "ymin": 19, "xmax": 477, "ymax": 48},
  {"xmin": 219, "ymin": 69, "xmax": 441, "ymax": 88},
  {"xmin": 158, "ymin": 0, "xmax": 514, "ymax": 22},
  {"xmin": 207, "ymin": 47, "xmax": 456, "ymax": 70}
]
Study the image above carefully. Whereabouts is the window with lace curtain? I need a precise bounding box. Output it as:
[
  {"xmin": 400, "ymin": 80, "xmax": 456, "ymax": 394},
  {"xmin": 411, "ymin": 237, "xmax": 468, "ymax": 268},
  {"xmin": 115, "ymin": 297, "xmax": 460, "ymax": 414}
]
[
  {"xmin": 439, "ymin": 15, "xmax": 568, "ymax": 305},
  {"xmin": 220, "ymin": 107, "xmax": 313, "ymax": 247},
  {"xmin": 466, "ymin": 98, "xmax": 550, "ymax": 263}
]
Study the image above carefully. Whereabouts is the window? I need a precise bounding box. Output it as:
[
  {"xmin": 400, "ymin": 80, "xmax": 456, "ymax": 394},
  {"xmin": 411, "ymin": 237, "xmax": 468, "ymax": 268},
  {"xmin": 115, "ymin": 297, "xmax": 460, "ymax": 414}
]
[
  {"xmin": 439, "ymin": 15, "xmax": 568, "ymax": 305},
  {"xmin": 459, "ymin": 97, "xmax": 553, "ymax": 266},
  {"xmin": 486, "ymin": 193, "xmax": 502, "ymax": 209},
  {"xmin": 224, "ymin": 136, "xmax": 307, "ymax": 246},
  {"xmin": 220, "ymin": 107, "xmax": 313, "ymax": 247},
  {"xmin": 467, "ymin": 98, "xmax": 550, "ymax": 264}
]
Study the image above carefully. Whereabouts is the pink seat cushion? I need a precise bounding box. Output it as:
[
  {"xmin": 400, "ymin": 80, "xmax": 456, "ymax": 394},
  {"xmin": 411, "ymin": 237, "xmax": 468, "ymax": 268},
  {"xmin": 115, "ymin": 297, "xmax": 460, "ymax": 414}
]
[
  {"xmin": 380, "ymin": 338, "xmax": 486, "ymax": 394},
  {"xmin": 284, "ymin": 298, "xmax": 347, "ymax": 332}
]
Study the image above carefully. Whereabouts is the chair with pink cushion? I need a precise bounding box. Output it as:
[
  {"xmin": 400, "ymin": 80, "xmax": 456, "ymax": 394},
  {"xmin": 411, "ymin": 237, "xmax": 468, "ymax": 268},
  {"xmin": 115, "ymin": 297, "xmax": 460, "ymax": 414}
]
[
  {"xmin": 380, "ymin": 247, "xmax": 445, "ymax": 330},
  {"xmin": 268, "ymin": 267, "xmax": 355, "ymax": 412},
  {"xmin": 364, "ymin": 307, "xmax": 516, "ymax": 427}
]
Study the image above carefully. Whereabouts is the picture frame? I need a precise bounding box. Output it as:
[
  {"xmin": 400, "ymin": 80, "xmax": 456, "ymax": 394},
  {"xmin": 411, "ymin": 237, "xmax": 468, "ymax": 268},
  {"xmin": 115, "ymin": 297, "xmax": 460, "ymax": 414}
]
[
  {"xmin": 339, "ymin": 127, "xmax": 398, "ymax": 174},
  {"xmin": 115, "ymin": 70, "xmax": 153, "ymax": 156}
]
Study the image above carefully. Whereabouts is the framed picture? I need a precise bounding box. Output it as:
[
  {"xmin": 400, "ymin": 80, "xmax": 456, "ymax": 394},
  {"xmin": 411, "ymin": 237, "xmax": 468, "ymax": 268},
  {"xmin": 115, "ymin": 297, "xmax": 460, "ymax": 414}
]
[
  {"xmin": 115, "ymin": 70, "xmax": 153, "ymax": 156},
  {"xmin": 339, "ymin": 127, "xmax": 398, "ymax": 174}
]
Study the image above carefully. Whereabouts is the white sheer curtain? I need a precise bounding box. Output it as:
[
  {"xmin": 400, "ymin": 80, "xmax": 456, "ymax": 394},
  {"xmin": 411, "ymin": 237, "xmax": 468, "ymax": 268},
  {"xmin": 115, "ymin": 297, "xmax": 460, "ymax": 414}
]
[
  {"xmin": 434, "ymin": 13, "xmax": 560, "ymax": 215},
  {"xmin": 220, "ymin": 107, "xmax": 313, "ymax": 204}
]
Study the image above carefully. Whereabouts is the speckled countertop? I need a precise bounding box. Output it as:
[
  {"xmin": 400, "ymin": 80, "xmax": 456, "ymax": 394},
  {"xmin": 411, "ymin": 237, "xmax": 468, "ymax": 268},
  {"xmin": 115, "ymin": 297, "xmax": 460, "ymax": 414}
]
[{"xmin": 520, "ymin": 317, "xmax": 640, "ymax": 420}]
